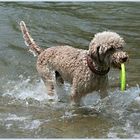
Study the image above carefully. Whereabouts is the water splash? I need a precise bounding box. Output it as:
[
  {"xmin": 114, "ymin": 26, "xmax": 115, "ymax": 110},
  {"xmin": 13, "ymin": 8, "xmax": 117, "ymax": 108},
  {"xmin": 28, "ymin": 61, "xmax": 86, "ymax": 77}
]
[
  {"xmin": 2, "ymin": 75, "xmax": 57, "ymax": 102},
  {"xmin": 2, "ymin": 76, "xmax": 140, "ymax": 111},
  {"xmin": 106, "ymin": 86, "xmax": 140, "ymax": 138}
]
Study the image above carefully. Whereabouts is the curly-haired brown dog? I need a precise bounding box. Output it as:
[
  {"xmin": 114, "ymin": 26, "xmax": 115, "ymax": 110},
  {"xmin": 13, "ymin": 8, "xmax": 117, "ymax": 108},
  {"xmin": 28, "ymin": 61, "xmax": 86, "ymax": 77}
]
[{"xmin": 20, "ymin": 21, "xmax": 128, "ymax": 105}]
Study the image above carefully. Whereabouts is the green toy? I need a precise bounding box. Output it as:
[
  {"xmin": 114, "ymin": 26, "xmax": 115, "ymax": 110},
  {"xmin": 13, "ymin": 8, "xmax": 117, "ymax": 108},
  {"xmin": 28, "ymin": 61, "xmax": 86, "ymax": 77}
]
[{"xmin": 120, "ymin": 63, "xmax": 126, "ymax": 91}]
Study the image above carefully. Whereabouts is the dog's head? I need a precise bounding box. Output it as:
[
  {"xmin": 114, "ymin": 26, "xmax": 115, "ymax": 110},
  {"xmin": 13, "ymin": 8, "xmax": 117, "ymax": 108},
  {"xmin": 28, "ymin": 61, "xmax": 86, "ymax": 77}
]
[{"xmin": 89, "ymin": 31, "xmax": 128, "ymax": 69}]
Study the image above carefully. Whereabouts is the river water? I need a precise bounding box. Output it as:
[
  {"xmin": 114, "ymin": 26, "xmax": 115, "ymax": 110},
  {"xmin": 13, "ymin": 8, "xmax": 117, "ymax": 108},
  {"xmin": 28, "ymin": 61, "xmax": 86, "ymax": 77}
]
[{"xmin": 0, "ymin": 2, "xmax": 140, "ymax": 138}]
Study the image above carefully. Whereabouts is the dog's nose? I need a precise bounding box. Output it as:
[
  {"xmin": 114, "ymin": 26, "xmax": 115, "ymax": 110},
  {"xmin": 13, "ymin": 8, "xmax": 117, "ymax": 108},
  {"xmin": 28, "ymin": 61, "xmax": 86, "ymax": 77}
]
[{"xmin": 122, "ymin": 56, "xmax": 128, "ymax": 62}]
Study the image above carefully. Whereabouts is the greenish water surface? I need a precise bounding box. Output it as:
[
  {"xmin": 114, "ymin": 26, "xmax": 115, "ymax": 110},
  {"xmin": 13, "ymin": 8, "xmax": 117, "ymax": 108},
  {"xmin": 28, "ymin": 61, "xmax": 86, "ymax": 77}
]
[{"xmin": 0, "ymin": 2, "xmax": 140, "ymax": 138}]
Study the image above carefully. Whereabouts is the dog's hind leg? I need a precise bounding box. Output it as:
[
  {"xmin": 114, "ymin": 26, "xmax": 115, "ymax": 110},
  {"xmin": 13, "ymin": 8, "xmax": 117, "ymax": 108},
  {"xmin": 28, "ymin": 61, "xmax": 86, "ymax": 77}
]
[{"xmin": 36, "ymin": 62, "xmax": 57, "ymax": 100}]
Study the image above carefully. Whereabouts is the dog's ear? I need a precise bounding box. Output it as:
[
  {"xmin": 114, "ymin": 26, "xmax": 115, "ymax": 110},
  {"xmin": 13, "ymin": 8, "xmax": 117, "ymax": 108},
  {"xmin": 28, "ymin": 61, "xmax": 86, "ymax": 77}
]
[
  {"xmin": 89, "ymin": 42, "xmax": 102, "ymax": 63},
  {"xmin": 96, "ymin": 46, "xmax": 103, "ymax": 63},
  {"xmin": 89, "ymin": 42, "xmax": 98, "ymax": 57}
]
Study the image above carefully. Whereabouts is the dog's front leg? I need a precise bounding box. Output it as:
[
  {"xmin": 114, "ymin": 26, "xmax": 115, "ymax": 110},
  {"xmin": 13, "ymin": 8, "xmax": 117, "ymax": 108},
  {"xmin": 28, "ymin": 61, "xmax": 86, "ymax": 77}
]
[
  {"xmin": 71, "ymin": 92, "xmax": 80, "ymax": 106},
  {"xmin": 70, "ymin": 79, "xmax": 82, "ymax": 106}
]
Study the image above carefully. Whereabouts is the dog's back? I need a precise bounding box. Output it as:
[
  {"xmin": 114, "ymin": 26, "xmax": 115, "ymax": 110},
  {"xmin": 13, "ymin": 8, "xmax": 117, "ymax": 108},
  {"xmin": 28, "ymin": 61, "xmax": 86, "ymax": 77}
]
[{"xmin": 37, "ymin": 45, "xmax": 86, "ymax": 83}]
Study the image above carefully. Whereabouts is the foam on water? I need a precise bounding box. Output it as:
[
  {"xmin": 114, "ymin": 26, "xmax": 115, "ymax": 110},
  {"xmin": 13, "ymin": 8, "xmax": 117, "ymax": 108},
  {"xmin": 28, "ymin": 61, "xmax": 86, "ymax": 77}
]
[
  {"xmin": 2, "ymin": 75, "xmax": 57, "ymax": 102},
  {"xmin": 105, "ymin": 86, "xmax": 140, "ymax": 138},
  {"xmin": 0, "ymin": 113, "xmax": 44, "ymax": 131},
  {"xmin": 2, "ymin": 75, "xmax": 140, "ymax": 110},
  {"xmin": 0, "ymin": 113, "xmax": 29, "ymax": 122}
]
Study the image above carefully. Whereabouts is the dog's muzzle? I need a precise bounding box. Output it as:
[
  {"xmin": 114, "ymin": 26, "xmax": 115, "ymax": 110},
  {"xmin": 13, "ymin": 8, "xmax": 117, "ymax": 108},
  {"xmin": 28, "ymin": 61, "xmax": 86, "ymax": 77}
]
[{"xmin": 111, "ymin": 51, "xmax": 129, "ymax": 69}]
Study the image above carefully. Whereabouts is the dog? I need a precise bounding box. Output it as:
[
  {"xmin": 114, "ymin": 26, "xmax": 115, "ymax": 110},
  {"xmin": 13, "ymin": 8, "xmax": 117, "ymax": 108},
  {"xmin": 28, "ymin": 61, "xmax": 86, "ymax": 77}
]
[{"xmin": 20, "ymin": 21, "xmax": 128, "ymax": 105}]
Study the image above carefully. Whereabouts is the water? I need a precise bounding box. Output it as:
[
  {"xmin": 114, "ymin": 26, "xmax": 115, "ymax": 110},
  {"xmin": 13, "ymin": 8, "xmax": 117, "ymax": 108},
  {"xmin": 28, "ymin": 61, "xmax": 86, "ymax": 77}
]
[{"xmin": 0, "ymin": 2, "xmax": 140, "ymax": 138}]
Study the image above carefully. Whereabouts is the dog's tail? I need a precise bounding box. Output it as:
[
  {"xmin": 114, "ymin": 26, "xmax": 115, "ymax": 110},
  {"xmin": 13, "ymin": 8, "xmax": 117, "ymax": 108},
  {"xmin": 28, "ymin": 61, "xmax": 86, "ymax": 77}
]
[{"xmin": 20, "ymin": 21, "xmax": 44, "ymax": 56}]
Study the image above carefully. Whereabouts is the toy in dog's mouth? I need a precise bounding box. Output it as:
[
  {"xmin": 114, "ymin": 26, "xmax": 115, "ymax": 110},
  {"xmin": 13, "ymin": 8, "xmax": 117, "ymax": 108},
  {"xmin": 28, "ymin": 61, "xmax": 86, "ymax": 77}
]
[
  {"xmin": 111, "ymin": 62, "xmax": 126, "ymax": 91},
  {"xmin": 111, "ymin": 56, "xmax": 127, "ymax": 91},
  {"xmin": 120, "ymin": 63, "xmax": 126, "ymax": 91}
]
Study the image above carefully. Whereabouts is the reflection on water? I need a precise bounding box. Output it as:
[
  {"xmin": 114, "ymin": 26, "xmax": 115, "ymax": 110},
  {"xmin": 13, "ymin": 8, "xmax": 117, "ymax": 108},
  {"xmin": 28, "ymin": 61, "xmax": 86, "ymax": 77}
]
[{"xmin": 0, "ymin": 2, "xmax": 140, "ymax": 138}]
